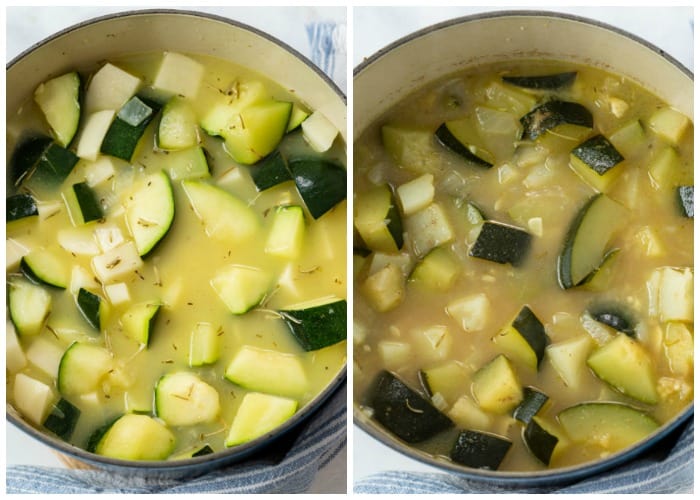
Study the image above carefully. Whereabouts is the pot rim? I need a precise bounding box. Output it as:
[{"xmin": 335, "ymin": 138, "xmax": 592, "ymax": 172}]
[
  {"xmin": 6, "ymin": 7, "xmax": 347, "ymax": 472},
  {"xmin": 353, "ymin": 9, "xmax": 693, "ymax": 81},
  {"xmin": 352, "ymin": 9, "xmax": 693, "ymax": 486}
]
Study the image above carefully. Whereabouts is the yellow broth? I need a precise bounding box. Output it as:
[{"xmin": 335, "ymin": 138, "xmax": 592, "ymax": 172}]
[
  {"xmin": 7, "ymin": 52, "xmax": 346, "ymax": 458},
  {"xmin": 353, "ymin": 61, "xmax": 693, "ymax": 471}
]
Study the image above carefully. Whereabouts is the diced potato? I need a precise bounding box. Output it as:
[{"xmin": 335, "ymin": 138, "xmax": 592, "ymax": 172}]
[
  {"xmin": 396, "ymin": 173, "xmax": 435, "ymax": 215},
  {"xmin": 6, "ymin": 321, "xmax": 27, "ymax": 373},
  {"xmin": 301, "ymin": 111, "xmax": 338, "ymax": 153},
  {"xmin": 70, "ymin": 265, "xmax": 96, "ymax": 294},
  {"xmin": 92, "ymin": 241, "xmax": 144, "ymax": 284},
  {"xmin": 95, "ymin": 224, "xmax": 126, "ymax": 253},
  {"xmin": 546, "ymin": 335, "xmax": 593, "ymax": 388},
  {"xmin": 6, "ymin": 238, "xmax": 30, "ymax": 271},
  {"xmin": 647, "ymin": 107, "xmax": 690, "ymax": 144},
  {"xmin": 648, "ymin": 147, "xmax": 681, "ymax": 189},
  {"xmin": 104, "ymin": 282, "xmax": 131, "ymax": 306},
  {"xmin": 366, "ymin": 251, "xmax": 412, "ymax": 277},
  {"xmin": 657, "ymin": 267, "xmax": 693, "ymax": 323},
  {"xmin": 446, "ymin": 293, "xmax": 490, "ymax": 332},
  {"xmin": 13, "ymin": 373, "xmax": 55, "ymax": 425},
  {"xmin": 404, "ymin": 202, "xmax": 454, "ymax": 258},
  {"xmin": 377, "ymin": 341, "xmax": 412, "ymax": 369},
  {"xmin": 76, "ymin": 110, "xmax": 116, "ymax": 161},
  {"xmin": 84, "ymin": 62, "xmax": 141, "ymax": 113},
  {"xmin": 634, "ymin": 226, "xmax": 665, "ymax": 257},
  {"xmin": 663, "ymin": 322, "xmax": 693, "ymax": 377},
  {"xmin": 84, "ymin": 156, "xmax": 119, "ymax": 187},
  {"xmin": 26, "ymin": 337, "xmax": 65, "ymax": 378},
  {"xmin": 58, "ymin": 226, "xmax": 100, "ymax": 256},
  {"xmin": 153, "ymin": 52, "xmax": 204, "ymax": 99},
  {"xmin": 361, "ymin": 263, "xmax": 405, "ymax": 312},
  {"xmin": 411, "ymin": 324, "xmax": 452, "ymax": 362}
]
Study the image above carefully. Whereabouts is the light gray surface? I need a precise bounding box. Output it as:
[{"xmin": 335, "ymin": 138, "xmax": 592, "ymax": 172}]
[
  {"xmin": 5, "ymin": 5, "xmax": 347, "ymax": 494},
  {"xmin": 352, "ymin": 5, "xmax": 693, "ymax": 486}
]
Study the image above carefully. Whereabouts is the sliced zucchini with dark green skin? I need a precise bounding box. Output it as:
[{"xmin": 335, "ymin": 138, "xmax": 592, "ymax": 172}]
[
  {"xmin": 8, "ymin": 277, "xmax": 52, "ymax": 336},
  {"xmin": 279, "ymin": 299, "xmax": 346, "ymax": 351},
  {"xmin": 570, "ymin": 134, "xmax": 624, "ymax": 176},
  {"xmin": 588, "ymin": 304, "xmax": 636, "ymax": 337},
  {"xmin": 9, "ymin": 135, "xmax": 53, "ymax": 186},
  {"xmin": 502, "ymin": 72, "xmax": 577, "ymax": 90},
  {"xmin": 77, "ymin": 288, "xmax": 103, "ymax": 331},
  {"xmin": 354, "ymin": 183, "xmax": 404, "ymax": 253},
  {"xmin": 365, "ymin": 370, "xmax": 453, "ymax": 443},
  {"xmin": 250, "ymin": 150, "xmax": 293, "ymax": 191},
  {"xmin": 157, "ymin": 96, "xmax": 198, "ymax": 150},
  {"xmin": 43, "ymin": 398, "xmax": 81, "ymax": 441},
  {"xmin": 89, "ymin": 413, "xmax": 176, "ymax": 460},
  {"xmin": 469, "ymin": 221, "xmax": 531, "ymax": 266},
  {"xmin": 287, "ymin": 157, "xmax": 347, "ymax": 219},
  {"xmin": 558, "ymin": 402, "xmax": 659, "ymax": 451},
  {"xmin": 121, "ymin": 302, "xmax": 161, "ymax": 345},
  {"xmin": 20, "ymin": 250, "xmax": 69, "ymax": 289},
  {"xmin": 58, "ymin": 342, "xmax": 113, "ymax": 396},
  {"xmin": 520, "ymin": 100, "xmax": 593, "ymax": 140},
  {"xmin": 557, "ymin": 193, "xmax": 627, "ymax": 289},
  {"xmin": 125, "ymin": 170, "xmax": 175, "ymax": 256},
  {"xmin": 471, "ymin": 354, "xmax": 523, "ymax": 414},
  {"xmin": 512, "ymin": 387, "xmax": 549, "ymax": 424},
  {"xmin": 7, "ymin": 193, "xmax": 39, "ymax": 222},
  {"xmin": 224, "ymin": 345, "xmax": 308, "ymax": 398},
  {"xmin": 191, "ymin": 445, "xmax": 215, "ymax": 457},
  {"xmin": 23, "ymin": 142, "xmax": 80, "ymax": 190},
  {"xmin": 523, "ymin": 417, "xmax": 559, "ymax": 466},
  {"xmin": 72, "ymin": 182, "xmax": 103, "ymax": 223},
  {"xmin": 434, "ymin": 123, "xmax": 493, "ymax": 168},
  {"xmin": 450, "ymin": 429, "xmax": 512, "ymax": 470},
  {"xmin": 677, "ymin": 185, "xmax": 693, "ymax": 217},
  {"xmin": 587, "ymin": 334, "xmax": 658, "ymax": 404},
  {"xmin": 101, "ymin": 96, "xmax": 160, "ymax": 161},
  {"xmin": 34, "ymin": 71, "xmax": 82, "ymax": 147},
  {"xmin": 493, "ymin": 306, "xmax": 549, "ymax": 370},
  {"xmin": 417, "ymin": 361, "xmax": 467, "ymax": 406}
]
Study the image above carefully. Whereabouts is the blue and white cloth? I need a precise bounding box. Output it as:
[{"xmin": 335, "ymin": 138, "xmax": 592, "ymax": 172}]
[
  {"xmin": 354, "ymin": 419, "xmax": 693, "ymax": 494},
  {"xmin": 6, "ymin": 15, "xmax": 346, "ymax": 495}
]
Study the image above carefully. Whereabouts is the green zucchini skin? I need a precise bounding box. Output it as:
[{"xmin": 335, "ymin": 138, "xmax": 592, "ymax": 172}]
[
  {"xmin": 251, "ymin": 150, "xmax": 293, "ymax": 191},
  {"xmin": 7, "ymin": 193, "xmax": 39, "ymax": 222},
  {"xmin": 191, "ymin": 444, "xmax": 215, "ymax": 457},
  {"xmin": 512, "ymin": 387, "xmax": 549, "ymax": 424},
  {"xmin": 434, "ymin": 123, "xmax": 493, "ymax": 168},
  {"xmin": 450, "ymin": 429, "xmax": 512, "ymax": 470},
  {"xmin": 502, "ymin": 72, "xmax": 577, "ymax": 90},
  {"xmin": 20, "ymin": 141, "xmax": 80, "ymax": 189},
  {"xmin": 589, "ymin": 304, "xmax": 636, "ymax": 337},
  {"xmin": 43, "ymin": 398, "xmax": 81, "ymax": 441},
  {"xmin": 86, "ymin": 416, "xmax": 121, "ymax": 453},
  {"xmin": 9, "ymin": 135, "xmax": 53, "ymax": 186},
  {"xmin": 77, "ymin": 288, "xmax": 102, "ymax": 331},
  {"xmin": 279, "ymin": 299, "xmax": 346, "ymax": 351},
  {"xmin": 365, "ymin": 370, "xmax": 453, "ymax": 443},
  {"xmin": 522, "ymin": 418, "xmax": 558, "ymax": 466},
  {"xmin": 571, "ymin": 134, "xmax": 624, "ymax": 175},
  {"xmin": 469, "ymin": 221, "xmax": 531, "ymax": 266},
  {"xmin": 520, "ymin": 100, "xmax": 593, "ymax": 140},
  {"xmin": 101, "ymin": 96, "xmax": 160, "ymax": 161},
  {"xmin": 677, "ymin": 185, "xmax": 693, "ymax": 217},
  {"xmin": 288, "ymin": 157, "xmax": 347, "ymax": 219},
  {"xmin": 514, "ymin": 306, "xmax": 549, "ymax": 367},
  {"xmin": 73, "ymin": 182, "xmax": 104, "ymax": 223}
]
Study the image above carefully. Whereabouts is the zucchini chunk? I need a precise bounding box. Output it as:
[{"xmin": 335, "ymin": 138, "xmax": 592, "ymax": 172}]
[
  {"xmin": 365, "ymin": 370, "xmax": 453, "ymax": 443},
  {"xmin": 222, "ymin": 100, "xmax": 292, "ymax": 165},
  {"xmin": 225, "ymin": 392, "xmax": 298, "ymax": 447},
  {"xmin": 647, "ymin": 106, "xmax": 690, "ymax": 144},
  {"xmin": 557, "ymin": 193, "xmax": 627, "ymax": 289},
  {"xmin": 165, "ymin": 147, "xmax": 210, "ymax": 181},
  {"xmin": 121, "ymin": 302, "xmax": 161, "ymax": 345},
  {"xmin": 9, "ymin": 277, "xmax": 52, "ymax": 336},
  {"xmin": 569, "ymin": 134, "xmax": 625, "ymax": 191},
  {"xmin": 502, "ymin": 71, "xmax": 577, "ymax": 90},
  {"xmin": 57, "ymin": 342, "xmax": 113, "ymax": 396},
  {"xmin": 677, "ymin": 185, "xmax": 693, "ymax": 218},
  {"xmin": 279, "ymin": 299, "xmax": 346, "ymax": 351},
  {"xmin": 182, "ymin": 180, "xmax": 261, "ymax": 244},
  {"xmin": 43, "ymin": 398, "xmax": 81, "ymax": 441},
  {"xmin": 189, "ymin": 322, "xmax": 221, "ymax": 367},
  {"xmin": 7, "ymin": 193, "xmax": 39, "ymax": 222},
  {"xmin": 301, "ymin": 110, "xmax": 339, "ymax": 153},
  {"xmin": 71, "ymin": 182, "xmax": 103, "ymax": 223},
  {"xmin": 101, "ymin": 96, "xmax": 160, "ymax": 161},
  {"xmin": 172, "ymin": 444, "xmax": 215, "ymax": 459},
  {"xmin": 396, "ymin": 173, "xmax": 435, "ymax": 216},
  {"xmin": 155, "ymin": 372, "xmax": 221, "ymax": 426},
  {"xmin": 523, "ymin": 417, "xmax": 559, "ymax": 466},
  {"xmin": 418, "ymin": 361, "xmax": 469, "ymax": 407},
  {"xmin": 76, "ymin": 287, "xmax": 104, "ymax": 331},
  {"xmin": 512, "ymin": 387, "xmax": 549, "ymax": 424},
  {"xmin": 450, "ymin": 429, "xmax": 512, "ymax": 470},
  {"xmin": 23, "ymin": 141, "xmax": 80, "ymax": 191},
  {"xmin": 469, "ymin": 221, "xmax": 531, "ymax": 266},
  {"xmin": 265, "ymin": 205, "xmax": 305, "ymax": 260},
  {"xmin": 492, "ymin": 305, "xmax": 549, "ymax": 370},
  {"xmin": 9, "ymin": 135, "xmax": 53, "ymax": 186},
  {"xmin": 34, "ymin": 71, "xmax": 81, "ymax": 147},
  {"xmin": 545, "ymin": 335, "xmax": 593, "ymax": 389},
  {"xmin": 288, "ymin": 157, "xmax": 346, "ymax": 219},
  {"xmin": 471, "ymin": 354, "xmax": 523, "ymax": 414},
  {"xmin": 90, "ymin": 414, "xmax": 175, "ymax": 460},
  {"xmin": 520, "ymin": 100, "xmax": 593, "ymax": 140},
  {"xmin": 125, "ymin": 170, "xmax": 175, "ymax": 256},
  {"xmin": 250, "ymin": 150, "xmax": 293, "ymax": 191},
  {"xmin": 287, "ymin": 102, "xmax": 310, "ymax": 132},
  {"xmin": 354, "ymin": 183, "xmax": 404, "ymax": 253},
  {"xmin": 409, "ymin": 246, "xmax": 460, "ymax": 291},
  {"xmin": 588, "ymin": 304, "xmax": 636, "ymax": 337},
  {"xmin": 382, "ymin": 125, "xmax": 439, "ymax": 173},
  {"xmin": 20, "ymin": 249, "xmax": 70, "ymax": 289},
  {"xmin": 587, "ymin": 334, "xmax": 658, "ymax": 404},
  {"xmin": 157, "ymin": 96, "xmax": 198, "ymax": 150},
  {"xmin": 224, "ymin": 345, "xmax": 308, "ymax": 399},
  {"xmin": 558, "ymin": 402, "xmax": 659, "ymax": 451},
  {"xmin": 211, "ymin": 264, "xmax": 273, "ymax": 315},
  {"xmin": 435, "ymin": 123, "xmax": 493, "ymax": 168}
]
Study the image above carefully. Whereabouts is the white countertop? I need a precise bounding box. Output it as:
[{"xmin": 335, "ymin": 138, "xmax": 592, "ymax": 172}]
[
  {"xmin": 5, "ymin": 5, "xmax": 346, "ymax": 494},
  {"xmin": 351, "ymin": 5, "xmax": 693, "ymax": 488}
]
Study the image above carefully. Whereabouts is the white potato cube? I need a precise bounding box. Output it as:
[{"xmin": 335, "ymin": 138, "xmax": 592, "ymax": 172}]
[
  {"xmin": 302, "ymin": 111, "xmax": 338, "ymax": 152},
  {"xmin": 153, "ymin": 52, "xmax": 204, "ymax": 99},
  {"xmin": 446, "ymin": 293, "xmax": 490, "ymax": 332},
  {"xmin": 92, "ymin": 241, "xmax": 143, "ymax": 284},
  {"xmin": 76, "ymin": 110, "xmax": 116, "ymax": 161},
  {"xmin": 85, "ymin": 63, "xmax": 141, "ymax": 113}
]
